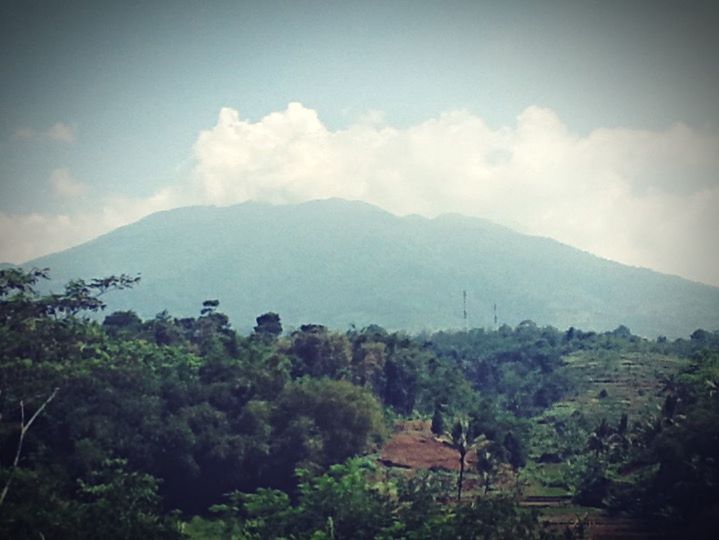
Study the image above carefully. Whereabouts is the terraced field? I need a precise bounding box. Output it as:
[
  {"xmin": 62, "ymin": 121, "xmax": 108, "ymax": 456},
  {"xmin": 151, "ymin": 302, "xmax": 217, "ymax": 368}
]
[
  {"xmin": 521, "ymin": 350, "xmax": 689, "ymax": 538},
  {"xmin": 526, "ymin": 349, "xmax": 687, "ymax": 481},
  {"xmin": 379, "ymin": 350, "xmax": 692, "ymax": 538},
  {"xmin": 558, "ymin": 351, "xmax": 687, "ymax": 420}
]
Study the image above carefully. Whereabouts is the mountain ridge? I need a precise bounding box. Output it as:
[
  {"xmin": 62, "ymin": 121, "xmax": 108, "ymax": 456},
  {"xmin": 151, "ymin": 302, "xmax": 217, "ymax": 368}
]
[{"xmin": 23, "ymin": 198, "xmax": 719, "ymax": 337}]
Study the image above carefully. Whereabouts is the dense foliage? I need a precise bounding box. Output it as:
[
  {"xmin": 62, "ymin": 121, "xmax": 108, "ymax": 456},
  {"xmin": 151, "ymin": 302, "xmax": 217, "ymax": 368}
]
[
  {"xmin": 1, "ymin": 268, "xmax": 718, "ymax": 538},
  {"xmin": 194, "ymin": 458, "xmax": 553, "ymax": 540}
]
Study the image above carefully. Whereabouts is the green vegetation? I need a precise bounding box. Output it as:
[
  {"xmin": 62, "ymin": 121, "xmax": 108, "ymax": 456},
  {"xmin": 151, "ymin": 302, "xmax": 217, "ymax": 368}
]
[{"xmin": 2, "ymin": 267, "xmax": 718, "ymax": 538}]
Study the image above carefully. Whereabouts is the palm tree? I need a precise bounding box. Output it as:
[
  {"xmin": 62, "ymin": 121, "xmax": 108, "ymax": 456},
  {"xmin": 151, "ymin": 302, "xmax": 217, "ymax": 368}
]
[{"xmin": 449, "ymin": 418, "xmax": 474, "ymax": 501}]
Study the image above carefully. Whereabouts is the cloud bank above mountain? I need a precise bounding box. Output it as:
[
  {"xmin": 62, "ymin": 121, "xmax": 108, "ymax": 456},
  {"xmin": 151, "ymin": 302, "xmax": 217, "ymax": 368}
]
[
  {"xmin": 191, "ymin": 103, "xmax": 719, "ymax": 286},
  {"xmin": 2, "ymin": 102, "xmax": 718, "ymax": 287}
]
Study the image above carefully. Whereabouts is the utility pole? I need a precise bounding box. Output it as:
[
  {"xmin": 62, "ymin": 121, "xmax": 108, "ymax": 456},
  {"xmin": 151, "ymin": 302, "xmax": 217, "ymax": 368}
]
[{"xmin": 493, "ymin": 303, "xmax": 498, "ymax": 330}]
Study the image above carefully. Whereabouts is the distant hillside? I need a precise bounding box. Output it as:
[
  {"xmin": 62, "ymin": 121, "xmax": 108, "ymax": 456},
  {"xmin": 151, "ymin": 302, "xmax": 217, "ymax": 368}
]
[{"xmin": 25, "ymin": 198, "xmax": 719, "ymax": 337}]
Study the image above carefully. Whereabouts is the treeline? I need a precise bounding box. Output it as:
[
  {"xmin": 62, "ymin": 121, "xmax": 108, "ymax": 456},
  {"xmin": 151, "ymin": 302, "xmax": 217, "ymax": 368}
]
[{"xmin": 1, "ymin": 269, "xmax": 718, "ymax": 538}]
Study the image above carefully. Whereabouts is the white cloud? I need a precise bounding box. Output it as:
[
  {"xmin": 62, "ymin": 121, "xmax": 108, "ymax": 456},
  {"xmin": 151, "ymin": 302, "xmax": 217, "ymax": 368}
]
[
  {"xmin": 11, "ymin": 122, "xmax": 77, "ymax": 143},
  {"xmin": 0, "ymin": 188, "xmax": 181, "ymax": 263},
  {"xmin": 192, "ymin": 103, "xmax": 719, "ymax": 286},
  {"xmin": 46, "ymin": 122, "xmax": 76, "ymax": 143},
  {"xmin": 50, "ymin": 168, "xmax": 87, "ymax": 197},
  {"xmin": 0, "ymin": 212, "xmax": 93, "ymax": 263},
  {"xmin": 2, "ymin": 103, "xmax": 717, "ymax": 287}
]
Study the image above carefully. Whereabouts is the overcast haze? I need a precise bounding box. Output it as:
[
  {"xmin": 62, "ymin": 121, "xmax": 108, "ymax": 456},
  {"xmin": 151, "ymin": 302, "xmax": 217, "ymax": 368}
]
[{"xmin": 1, "ymin": 0, "xmax": 718, "ymax": 286}]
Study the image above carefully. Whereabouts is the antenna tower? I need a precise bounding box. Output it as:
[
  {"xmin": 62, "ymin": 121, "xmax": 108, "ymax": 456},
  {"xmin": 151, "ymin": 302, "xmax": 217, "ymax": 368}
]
[{"xmin": 463, "ymin": 290, "xmax": 468, "ymax": 331}]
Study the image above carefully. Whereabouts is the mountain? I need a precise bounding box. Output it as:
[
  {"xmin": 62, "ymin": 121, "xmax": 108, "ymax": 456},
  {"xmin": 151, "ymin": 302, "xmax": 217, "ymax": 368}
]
[{"xmin": 24, "ymin": 198, "xmax": 719, "ymax": 337}]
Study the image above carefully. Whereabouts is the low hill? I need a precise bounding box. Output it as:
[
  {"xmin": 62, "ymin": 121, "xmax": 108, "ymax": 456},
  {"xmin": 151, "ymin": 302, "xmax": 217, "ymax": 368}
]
[{"xmin": 25, "ymin": 198, "xmax": 719, "ymax": 337}]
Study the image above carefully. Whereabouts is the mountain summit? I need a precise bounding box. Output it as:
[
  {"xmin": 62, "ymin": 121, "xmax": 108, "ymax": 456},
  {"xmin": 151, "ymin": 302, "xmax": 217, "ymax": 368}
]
[{"xmin": 26, "ymin": 198, "xmax": 719, "ymax": 337}]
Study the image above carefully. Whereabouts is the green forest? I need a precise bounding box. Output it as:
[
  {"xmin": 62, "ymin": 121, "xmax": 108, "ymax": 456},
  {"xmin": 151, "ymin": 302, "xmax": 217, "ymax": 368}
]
[{"xmin": 1, "ymin": 268, "xmax": 718, "ymax": 539}]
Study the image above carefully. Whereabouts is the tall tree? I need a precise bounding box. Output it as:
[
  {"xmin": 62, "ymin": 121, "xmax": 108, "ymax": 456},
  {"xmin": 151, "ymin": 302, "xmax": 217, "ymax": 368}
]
[
  {"xmin": 448, "ymin": 418, "xmax": 475, "ymax": 501},
  {"xmin": 253, "ymin": 312, "xmax": 283, "ymax": 341}
]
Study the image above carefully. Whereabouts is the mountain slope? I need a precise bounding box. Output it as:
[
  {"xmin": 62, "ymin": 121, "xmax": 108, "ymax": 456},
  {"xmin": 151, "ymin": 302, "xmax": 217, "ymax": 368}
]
[{"xmin": 26, "ymin": 199, "xmax": 719, "ymax": 337}]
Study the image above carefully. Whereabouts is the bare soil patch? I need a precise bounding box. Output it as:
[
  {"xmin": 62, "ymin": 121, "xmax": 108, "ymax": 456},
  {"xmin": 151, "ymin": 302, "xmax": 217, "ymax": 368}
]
[{"xmin": 379, "ymin": 420, "xmax": 472, "ymax": 471}]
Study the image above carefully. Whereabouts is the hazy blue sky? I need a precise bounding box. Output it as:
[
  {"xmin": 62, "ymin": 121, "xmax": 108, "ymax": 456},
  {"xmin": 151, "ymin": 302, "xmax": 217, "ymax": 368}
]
[{"xmin": 1, "ymin": 0, "xmax": 718, "ymax": 285}]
